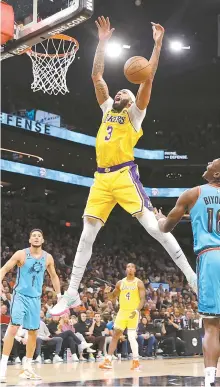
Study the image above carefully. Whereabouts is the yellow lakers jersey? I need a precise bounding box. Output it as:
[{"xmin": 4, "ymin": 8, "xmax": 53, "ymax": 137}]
[
  {"xmin": 119, "ymin": 277, "xmax": 140, "ymax": 311},
  {"xmin": 96, "ymin": 108, "xmax": 143, "ymax": 168}
]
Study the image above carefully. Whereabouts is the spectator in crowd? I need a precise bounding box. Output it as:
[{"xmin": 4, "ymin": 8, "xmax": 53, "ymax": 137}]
[
  {"xmin": 161, "ymin": 314, "xmax": 186, "ymax": 356},
  {"xmin": 181, "ymin": 310, "xmax": 193, "ymax": 329},
  {"xmin": 59, "ymin": 314, "xmax": 95, "ymax": 361},
  {"xmin": 137, "ymin": 316, "xmax": 157, "ymax": 357},
  {"xmin": 87, "ymin": 313, "xmax": 107, "ymax": 361},
  {"xmin": 0, "ymin": 305, "xmax": 10, "ymax": 324},
  {"xmin": 35, "ymin": 311, "xmax": 63, "ymax": 363},
  {"xmin": 47, "ymin": 316, "xmax": 82, "ymax": 362}
]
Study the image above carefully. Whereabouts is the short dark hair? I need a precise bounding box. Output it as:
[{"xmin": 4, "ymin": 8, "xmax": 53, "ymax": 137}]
[{"xmin": 30, "ymin": 229, "xmax": 44, "ymax": 237}]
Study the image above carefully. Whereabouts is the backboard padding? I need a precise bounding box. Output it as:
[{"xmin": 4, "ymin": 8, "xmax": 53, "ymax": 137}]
[{"xmin": 1, "ymin": 0, "xmax": 94, "ymax": 60}]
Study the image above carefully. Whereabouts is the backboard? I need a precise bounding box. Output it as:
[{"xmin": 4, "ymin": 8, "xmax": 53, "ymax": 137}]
[{"xmin": 1, "ymin": 0, "xmax": 94, "ymax": 60}]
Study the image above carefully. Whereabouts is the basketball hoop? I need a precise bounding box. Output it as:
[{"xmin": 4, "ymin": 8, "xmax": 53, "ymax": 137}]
[{"xmin": 25, "ymin": 34, "xmax": 79, "ymax": 95}]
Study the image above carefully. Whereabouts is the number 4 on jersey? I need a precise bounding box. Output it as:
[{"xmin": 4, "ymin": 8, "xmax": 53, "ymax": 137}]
[{"xmin": 126, "ymin": 292, "xmax": 130, "ymax": 301}]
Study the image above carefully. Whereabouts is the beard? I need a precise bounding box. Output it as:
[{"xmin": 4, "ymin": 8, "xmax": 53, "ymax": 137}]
[{"xmin": 112, "ymin": 99, "xmax": 129, "ymax": 112}]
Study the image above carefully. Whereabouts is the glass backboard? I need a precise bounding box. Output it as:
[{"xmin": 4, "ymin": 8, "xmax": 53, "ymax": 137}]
[{"xmin": 1, "ymin": 0, "xmax": 94, "ymax": 60}]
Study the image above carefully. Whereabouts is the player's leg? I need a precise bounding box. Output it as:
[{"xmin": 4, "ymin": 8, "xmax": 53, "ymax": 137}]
[
  {"xmin": 127, "ymin": 311, "xmax": 140, "ymax": 370},
  {"xmin": 203, "ymin": 318, "xmax": 220, "ymax": 387},
  {"xmin": 51, "ymin": 175, "xmax": 116, "ymax": 316},
  {"xmin": 0, "ymin": 292, "xmax": 25, "ymax": 382},
  {"xmin": 100, "ymin": 310, "xmax": 126, "ymax": 369},
  {"xmin": 0, "ymin": 325, "xmax": 20, "ymax": 382},
  {"xmin": 20, "ymin": 297, "xmax": 41, "ymax": 380},
  {"xmin": 99, "ymin": 329, "xmax": 122, "ymax": 369},
  {"xmin": 137, "ymin": 208, "xmax": 197, "ymax": 292},
  {"xmin": 197, "ymin": 250, "xmax": 220, "ymax": 387},
  {"xmin": 115, "ymin": 165, "xmax": 196, "ymax": 292},
  {"xmin": 51, "ymin": 217, "xmax": 102, "ymax": 315}
]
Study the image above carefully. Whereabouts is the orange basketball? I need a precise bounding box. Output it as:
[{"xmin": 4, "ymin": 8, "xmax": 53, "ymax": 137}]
[{"xmin": 124, "ymin": 56, "xmax": 151, "ymax": 84}]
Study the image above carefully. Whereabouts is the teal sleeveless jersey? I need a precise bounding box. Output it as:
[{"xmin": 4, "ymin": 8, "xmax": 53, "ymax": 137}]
[
  {"xmin": 190, "ymin": 184, "xmax": 220, "ymax": 254},
  {"xmin": 14, "ymin": 248, "xmax": 47, "ymax": 297}
]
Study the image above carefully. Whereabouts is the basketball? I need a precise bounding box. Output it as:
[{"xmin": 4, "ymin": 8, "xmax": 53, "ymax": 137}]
[{"xmin": 124, "ymin": 56, "xmax": 151, "ymax": 84}]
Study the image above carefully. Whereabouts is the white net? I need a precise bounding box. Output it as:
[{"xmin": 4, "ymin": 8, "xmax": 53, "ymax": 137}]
[{"xmin": 26, "ymin": 36, "xmax": 78, "ymax": 95}]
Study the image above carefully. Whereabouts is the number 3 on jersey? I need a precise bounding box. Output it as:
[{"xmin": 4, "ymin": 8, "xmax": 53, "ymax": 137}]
[
  {"xmin": 105, "ymin": 126, "xmax": 113, "ymax": 141},
  {"xmin": 126, "ymin": 292, "xmax": 130, "ymax": 301}
]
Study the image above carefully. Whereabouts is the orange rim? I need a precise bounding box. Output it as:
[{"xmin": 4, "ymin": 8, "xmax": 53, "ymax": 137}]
[{"xmin": 24, "ymin": 34, "xmax": 79, "ymax": 58}]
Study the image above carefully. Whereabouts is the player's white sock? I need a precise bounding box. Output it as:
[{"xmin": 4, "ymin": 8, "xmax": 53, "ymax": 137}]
[
  {"xmin": 68, "ymin": 219, "xmax": 102, "ymax": 296},
  {"xmin": 137, "ymin": 208, "xmax": 196, "ymax": 286},
  {"xmin": 205, "ymin": 367, "xmax": 217, "ymax": 386},
  {"xmin": 24, "ymin": 357, "xmax": 33, "ymax": 368},
  {"xmin": 128, "ymin": 330, "xmax": 139, "ymax": 360},
  {"xmin": 0, "ymin": 355, "xmax": 9, "ymax": 377}
]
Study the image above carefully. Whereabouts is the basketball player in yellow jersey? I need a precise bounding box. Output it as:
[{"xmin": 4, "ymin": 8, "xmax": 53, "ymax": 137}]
[
  {"xmin": 51, "ymin": 17, "xmax": 196, "ymax": 317},
  {"xmin": 100, "ymin": 263, "xmax": 146, "ymax": 371}
]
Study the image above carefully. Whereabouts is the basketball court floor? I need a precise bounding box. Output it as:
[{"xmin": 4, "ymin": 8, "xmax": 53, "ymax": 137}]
[{"xmin": 5, "ymin": 357, "xmax": 220, "ymax": 386}]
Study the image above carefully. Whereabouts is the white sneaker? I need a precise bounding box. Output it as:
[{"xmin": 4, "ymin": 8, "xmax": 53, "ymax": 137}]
[
  {"xmin": 112, "ymin": 355, "xmax": 118, "ymax": 360},
  {"xmin": 15, "ymin": 357, "xmax": 21, "ymax": 364},
  {"xmin": 35, "ymin": 355, "xmax": 41, "ymax": 363},
  {"xmin": 86, "ymin": 347, "xmax": 96, "ymax": 353},
  {"xmin": 19, "ymin": 365, "xmax": 42, "ymax": 380},
  {"xmin": 81, "ymin": 342, "xmax": 93, "ymax": 351},
  {"xmin": 50, "ymin": 291, "xmax": 81, "ymax": 316},
  {"xmin": 44, "ymin": 359, "xmax": 52, "ymax": 364},
  {"xmin": 53, "ymin": 355, "xmax": 63, "ymax": 363},
  {"xmin": 72, "ymin": 354, "xmax": 79, "ymax": 362}
]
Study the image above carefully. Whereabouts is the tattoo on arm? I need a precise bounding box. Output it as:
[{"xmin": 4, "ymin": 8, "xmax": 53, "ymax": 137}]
[
  {"xmin": 149, "ymin": 44, "xmax": 162, "ymax": 79},
  {"xmin": 92, "ymin": 42, "xmax": 106, "ymax": 77},
  {"xmin": 94, "ymin": 79, "xmax": 109, "ymax": 100}
]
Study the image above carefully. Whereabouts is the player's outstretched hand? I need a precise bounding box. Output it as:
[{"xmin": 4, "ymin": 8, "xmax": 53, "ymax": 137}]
[
  {"xmin": 95, "ymin": 16, "xmax": 115, "ymax": 41},
  {"xmin": 154, "ymin": 207, "xmax": 166, "ymax": 220},
  {"xmin": 151, "ymin": 22, "xmax": 165, "ymax": 45}
]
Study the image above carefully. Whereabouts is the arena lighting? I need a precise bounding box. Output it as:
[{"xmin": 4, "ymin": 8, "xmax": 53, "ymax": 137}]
[
  {"xmin": 170, "ymin": 40, "xmax": 191, "ymax": 52},
  {"xmin": 106, "ymin": 42, "xmax": 123, "ymax": 58},
  {"xmin": 135, "ymin": 0, "xmax": 142, "ymax": 6}
]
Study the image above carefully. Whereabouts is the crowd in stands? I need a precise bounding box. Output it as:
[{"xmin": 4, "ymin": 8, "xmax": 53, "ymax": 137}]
[{"xmin": 1, "ymin": 196, "xmax": 201, "ymax": 363}]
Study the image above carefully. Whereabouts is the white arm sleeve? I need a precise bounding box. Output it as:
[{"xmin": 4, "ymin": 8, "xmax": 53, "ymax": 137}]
[
  {"xmin": 100, "ymin": 97, "xmax": 114, "ymax": 115},
  {"xmin": 128, "ymin": 103, "xmax": 146, "ymax": 132}
]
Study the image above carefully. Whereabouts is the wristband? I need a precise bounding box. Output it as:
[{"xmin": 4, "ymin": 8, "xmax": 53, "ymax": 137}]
[
  {"xmin": 57, "ymin": 293, "xmax": 61, "ymax": 298},
  {"xmin": 135, "ymin": 310, "xmax": 139, "ymax": 314}
]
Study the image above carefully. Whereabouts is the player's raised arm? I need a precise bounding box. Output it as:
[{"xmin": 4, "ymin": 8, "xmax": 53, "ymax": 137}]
[
  {"xmin": 135, "ymin": 23, "xmax": 164, "ymax": 110},
  {"xmin": 104, "ymin": 281, "xmax": 121, "ymax": 301},
  {"xmin": 91, "ymin": 16, "xmax": 115, "ymax": 106},
  {"xmin": 46, "ymin": 254, "xmax": 61, "ymax": 298},
  {"xmin": 0, "ymin": 250, "xmax": 23, "ymax": 281},
  {"xmin": 155, "ymin": 187, "xmax": 199, "ymax": 233}
]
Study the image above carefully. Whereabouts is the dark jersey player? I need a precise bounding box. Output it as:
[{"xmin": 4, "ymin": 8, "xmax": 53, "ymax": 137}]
[{"xmin": 155, "ymin": 158, "xmax": 220, "ymax": 387}]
